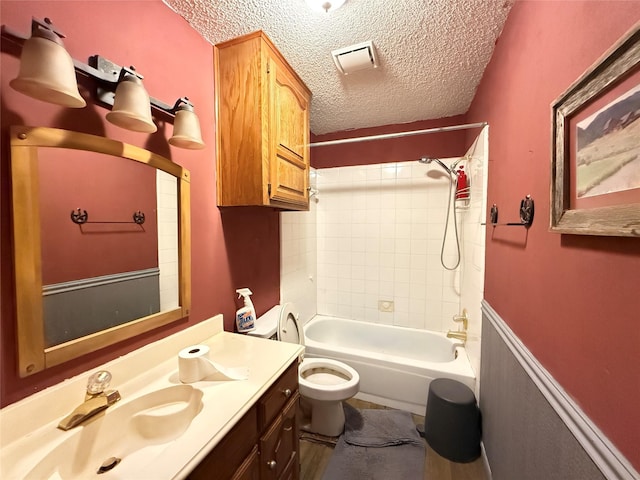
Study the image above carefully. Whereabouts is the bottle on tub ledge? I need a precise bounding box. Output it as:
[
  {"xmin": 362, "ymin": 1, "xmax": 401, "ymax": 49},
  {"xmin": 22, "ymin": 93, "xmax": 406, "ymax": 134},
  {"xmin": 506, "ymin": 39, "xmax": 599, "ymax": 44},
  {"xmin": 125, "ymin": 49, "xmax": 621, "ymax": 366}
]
[
  {"xmin": 455, "ymin": 165, "xmax": 470, "ymax": 200},
  {"xmin": 235, "ymin": 288, "xmax": 256, "ymax": 333}
]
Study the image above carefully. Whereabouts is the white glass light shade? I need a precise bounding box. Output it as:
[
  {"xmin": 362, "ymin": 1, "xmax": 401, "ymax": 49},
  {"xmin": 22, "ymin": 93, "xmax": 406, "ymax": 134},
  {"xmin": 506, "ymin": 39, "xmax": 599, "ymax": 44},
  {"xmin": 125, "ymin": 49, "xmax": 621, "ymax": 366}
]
[
  {"xmin": 106, "ymin": 75, "xmax": 157, "ymax": 133},
  {"xmin": 169, "ymin": 106, "xmax": 205, "ymax": 150},
  {"xmin": 10, "ymin": 35, "xmax": 86, "ymax": 108},
  {"xmin": 305, "ymin": 0, "xmax": 346, "ymax": 13}
]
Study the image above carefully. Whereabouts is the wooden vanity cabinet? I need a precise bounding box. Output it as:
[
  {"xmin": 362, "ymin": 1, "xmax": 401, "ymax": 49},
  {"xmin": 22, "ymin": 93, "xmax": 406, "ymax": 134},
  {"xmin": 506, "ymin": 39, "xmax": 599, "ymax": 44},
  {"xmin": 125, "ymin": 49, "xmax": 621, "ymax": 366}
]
[
  {"xmin": 188, "ymin": 361, "xmax": 300, "ymax": 480},
  {"xmin": 214, "ymin": 31, "xmax": 311, "ymax": 211},
  {"xmin": 232, "ymin": 446, "xmax": 260, "ymax": 480},
  {"xmin": 258, "ymin": 361, "xmax": 300, "ymax": 480},
  {"xmin": 188, "ymin": 407, "xmax": 259, "ymax": 480},
  {"xmin": 260, "ymin": 393, "xmax": 300, "ymax": 480}
]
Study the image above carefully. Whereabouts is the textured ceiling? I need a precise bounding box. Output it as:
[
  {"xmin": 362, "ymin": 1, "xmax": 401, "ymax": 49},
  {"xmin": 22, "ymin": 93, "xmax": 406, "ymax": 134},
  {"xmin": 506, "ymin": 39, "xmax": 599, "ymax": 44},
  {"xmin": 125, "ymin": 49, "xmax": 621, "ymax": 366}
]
[{"xmin": 165, "ymin": 0, "xmax": 513, "ymax": 135}]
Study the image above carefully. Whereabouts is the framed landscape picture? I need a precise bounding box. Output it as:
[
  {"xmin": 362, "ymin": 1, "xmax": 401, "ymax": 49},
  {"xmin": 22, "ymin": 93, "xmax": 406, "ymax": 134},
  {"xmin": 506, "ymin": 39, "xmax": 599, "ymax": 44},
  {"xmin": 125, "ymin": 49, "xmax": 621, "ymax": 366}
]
[{"xmin": 551, "ymin": 22, "xmax": 640, "ymax": 236}]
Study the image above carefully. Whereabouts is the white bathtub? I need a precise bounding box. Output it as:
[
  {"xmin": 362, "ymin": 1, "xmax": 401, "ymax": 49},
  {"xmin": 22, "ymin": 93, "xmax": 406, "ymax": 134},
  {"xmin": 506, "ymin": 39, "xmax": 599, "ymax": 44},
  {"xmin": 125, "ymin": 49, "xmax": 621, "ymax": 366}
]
[{"xmin": 303, "ymin": 315, "xmax": 476, "ymax": 415}]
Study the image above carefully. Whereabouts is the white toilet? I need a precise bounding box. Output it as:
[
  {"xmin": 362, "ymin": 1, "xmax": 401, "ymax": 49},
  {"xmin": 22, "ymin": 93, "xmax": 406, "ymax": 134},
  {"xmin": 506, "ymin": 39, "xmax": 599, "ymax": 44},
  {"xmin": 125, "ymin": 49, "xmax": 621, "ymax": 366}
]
[{"xmin": 248, "ymin": 303, "xmax": 360, "ymax": 437}]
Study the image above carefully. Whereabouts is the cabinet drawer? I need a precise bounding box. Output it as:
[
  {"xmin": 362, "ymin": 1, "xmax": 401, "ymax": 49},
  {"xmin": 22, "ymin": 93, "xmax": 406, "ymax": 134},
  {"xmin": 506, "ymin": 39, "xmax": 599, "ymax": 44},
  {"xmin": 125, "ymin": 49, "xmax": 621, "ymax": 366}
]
[
  {"xmin": 258, "ymin": 361, "xmax": 298, "ymax": 430},
  {"xmin": 188, "ymin": 406, "xmax": 258, "ymax": 480}
]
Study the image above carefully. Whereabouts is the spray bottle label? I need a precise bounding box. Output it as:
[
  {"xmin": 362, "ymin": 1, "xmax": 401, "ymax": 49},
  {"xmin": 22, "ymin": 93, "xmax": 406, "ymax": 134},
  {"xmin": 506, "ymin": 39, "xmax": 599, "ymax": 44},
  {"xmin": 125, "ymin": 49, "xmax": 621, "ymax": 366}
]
[{"xmin": 237, "ymin": 310, "xmax": 255, "ymax": 332}]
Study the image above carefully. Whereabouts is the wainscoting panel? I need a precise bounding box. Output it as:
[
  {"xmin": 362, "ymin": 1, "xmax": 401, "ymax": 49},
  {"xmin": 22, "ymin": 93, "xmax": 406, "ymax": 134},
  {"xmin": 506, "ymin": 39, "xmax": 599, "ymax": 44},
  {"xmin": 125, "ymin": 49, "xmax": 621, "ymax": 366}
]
[
  {"xmin": 43, "ymin": 268, "xmax": 160, "ymax": 346},
  {"xmin": 480, "ymin": 301, "xmax": 637, "ymax": 480}
]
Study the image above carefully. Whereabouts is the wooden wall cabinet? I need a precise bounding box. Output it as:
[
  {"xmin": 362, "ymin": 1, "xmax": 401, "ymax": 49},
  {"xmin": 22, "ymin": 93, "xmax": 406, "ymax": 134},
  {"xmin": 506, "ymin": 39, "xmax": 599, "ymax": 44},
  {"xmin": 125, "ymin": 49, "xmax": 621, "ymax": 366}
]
[
  {"xmin": 188, "ymin": 361, "xmax": 300, "ymax": 480},
  {"xmin": 214, "ymin": 31, "xmax": 312, "ymax": 211}
]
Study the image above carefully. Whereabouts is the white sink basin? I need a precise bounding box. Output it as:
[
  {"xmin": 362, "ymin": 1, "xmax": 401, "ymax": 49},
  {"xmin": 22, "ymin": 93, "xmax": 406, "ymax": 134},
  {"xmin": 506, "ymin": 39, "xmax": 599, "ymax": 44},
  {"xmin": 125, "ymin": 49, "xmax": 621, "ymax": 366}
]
[
  {"xmin": 1, "ymin": 320, "xmax": 304, "ymax": 480},
  {"xmin": 24, "ymin": 385, "xmax": 203, "ymax": 479}
]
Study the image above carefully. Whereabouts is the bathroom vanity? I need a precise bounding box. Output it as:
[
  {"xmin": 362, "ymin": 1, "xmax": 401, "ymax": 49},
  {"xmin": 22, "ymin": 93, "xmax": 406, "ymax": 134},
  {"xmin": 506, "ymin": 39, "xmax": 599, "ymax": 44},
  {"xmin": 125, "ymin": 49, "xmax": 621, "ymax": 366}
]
[
  {"xmin": 0, "ymin": 315, "xmax": 304, "ymax": 479},
  {"xmin": 188, "ymin": 361, "xmax": 300, "ymax": 480}
]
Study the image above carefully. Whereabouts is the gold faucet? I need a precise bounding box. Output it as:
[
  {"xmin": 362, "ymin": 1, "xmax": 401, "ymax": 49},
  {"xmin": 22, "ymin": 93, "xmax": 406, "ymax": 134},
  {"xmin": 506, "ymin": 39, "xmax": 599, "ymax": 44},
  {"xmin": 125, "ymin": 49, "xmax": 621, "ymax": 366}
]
[
  {"xmin": 57, "ymin": 371, "xmax": 121, "ymax": 431},
  {"xmin": 446, "ymin": 330, "xmax": 468, "ymax": 342},
  {"xmin": 446, "ymin": 309, "xmax": 469, "ymax": 345}
]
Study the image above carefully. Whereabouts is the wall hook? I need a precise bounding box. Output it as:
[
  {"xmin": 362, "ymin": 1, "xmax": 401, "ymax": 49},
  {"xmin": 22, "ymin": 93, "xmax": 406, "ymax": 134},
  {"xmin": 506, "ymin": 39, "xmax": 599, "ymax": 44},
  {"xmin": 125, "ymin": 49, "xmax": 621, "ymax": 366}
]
[{"xmin": 483, "ymin": 195, "xmax": 534, "ymax": 228}]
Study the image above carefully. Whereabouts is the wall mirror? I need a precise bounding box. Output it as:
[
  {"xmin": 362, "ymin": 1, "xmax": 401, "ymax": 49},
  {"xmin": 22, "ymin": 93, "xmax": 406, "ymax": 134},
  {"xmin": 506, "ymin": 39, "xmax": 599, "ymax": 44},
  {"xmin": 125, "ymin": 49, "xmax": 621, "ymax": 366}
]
[{"xmin": 10, "ymin": 126, "xmax": 191, "ymax": 377}]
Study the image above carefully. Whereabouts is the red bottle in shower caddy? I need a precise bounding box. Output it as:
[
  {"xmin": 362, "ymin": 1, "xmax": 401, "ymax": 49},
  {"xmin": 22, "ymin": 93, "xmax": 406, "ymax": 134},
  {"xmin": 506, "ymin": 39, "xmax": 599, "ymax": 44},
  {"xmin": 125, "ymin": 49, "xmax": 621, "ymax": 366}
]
[{"xmin": 455, "ymin": 166, "xmax": 469, "ymax": 199}]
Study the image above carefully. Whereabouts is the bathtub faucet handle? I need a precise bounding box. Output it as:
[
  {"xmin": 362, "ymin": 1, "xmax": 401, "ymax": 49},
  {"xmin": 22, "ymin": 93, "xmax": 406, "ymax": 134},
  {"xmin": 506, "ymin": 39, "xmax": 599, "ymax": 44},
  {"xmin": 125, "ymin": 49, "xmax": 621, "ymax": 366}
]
[{"xmin": 453, "ymin": 309, "xmax": 469, "ymax": 331}]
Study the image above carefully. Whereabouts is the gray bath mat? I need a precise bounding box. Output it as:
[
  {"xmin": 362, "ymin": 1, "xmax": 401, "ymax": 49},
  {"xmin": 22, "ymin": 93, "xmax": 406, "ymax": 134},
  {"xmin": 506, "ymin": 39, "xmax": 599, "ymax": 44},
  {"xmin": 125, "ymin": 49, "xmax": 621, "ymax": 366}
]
[{"xmin": 321, "ymin": 405, "xmax": 425, "ymax": 480}]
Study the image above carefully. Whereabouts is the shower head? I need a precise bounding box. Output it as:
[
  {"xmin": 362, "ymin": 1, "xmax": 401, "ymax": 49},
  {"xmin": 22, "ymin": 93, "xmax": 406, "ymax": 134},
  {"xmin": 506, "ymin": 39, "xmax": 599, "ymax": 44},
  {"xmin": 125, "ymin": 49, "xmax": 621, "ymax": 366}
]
[{"xmin": 418, "ymin": 157, "xmax": 453, "ymax": 176}]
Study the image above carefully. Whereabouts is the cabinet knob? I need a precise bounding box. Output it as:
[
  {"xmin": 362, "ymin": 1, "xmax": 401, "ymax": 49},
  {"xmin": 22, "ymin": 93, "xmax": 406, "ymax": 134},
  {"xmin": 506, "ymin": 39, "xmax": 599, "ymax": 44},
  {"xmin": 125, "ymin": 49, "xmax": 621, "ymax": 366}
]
[
  {"xmin": 267, "ymin": 460, "xmax": 277, "ymax": 470},
  {"xmin": 283, "ymin": 388, "xmax": 292, "ymax": 398}
]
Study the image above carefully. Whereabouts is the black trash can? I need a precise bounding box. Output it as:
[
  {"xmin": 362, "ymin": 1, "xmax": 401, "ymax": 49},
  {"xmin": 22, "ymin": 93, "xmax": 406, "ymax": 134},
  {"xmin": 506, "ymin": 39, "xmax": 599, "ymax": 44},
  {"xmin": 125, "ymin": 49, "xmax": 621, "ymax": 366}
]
[{"xmin": 423, "ymin": 378, "xmax": 481, "ymax": 463}]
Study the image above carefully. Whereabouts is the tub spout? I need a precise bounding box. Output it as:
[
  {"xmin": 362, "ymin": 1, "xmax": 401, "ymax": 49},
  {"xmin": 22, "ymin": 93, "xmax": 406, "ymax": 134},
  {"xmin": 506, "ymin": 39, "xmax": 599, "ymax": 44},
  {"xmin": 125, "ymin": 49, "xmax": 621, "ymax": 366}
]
[{"xmin": 446, "ymin": 330, "xmax": 467, "ymax": 344}]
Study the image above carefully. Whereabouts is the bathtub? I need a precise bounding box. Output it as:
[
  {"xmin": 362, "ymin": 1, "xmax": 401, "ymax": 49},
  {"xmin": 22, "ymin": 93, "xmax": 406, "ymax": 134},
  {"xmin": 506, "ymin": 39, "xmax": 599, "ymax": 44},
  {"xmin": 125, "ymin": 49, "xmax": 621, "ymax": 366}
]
[{"xmin": 303, "ymin": 315, "xmax": 476, "ymax": 415}]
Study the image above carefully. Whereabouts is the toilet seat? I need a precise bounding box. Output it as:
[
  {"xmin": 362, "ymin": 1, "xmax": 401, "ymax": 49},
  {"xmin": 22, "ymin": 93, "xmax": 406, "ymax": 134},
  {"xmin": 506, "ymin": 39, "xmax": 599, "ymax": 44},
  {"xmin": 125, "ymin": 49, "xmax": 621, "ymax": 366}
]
[
  {"xmin": 299, "ymin": 358, "xmax": 360, "ymax": 402},
  {"xmin": 277, "ymin": 304, "xmax": 359, "ymax": 402},
  {"xmin": 278, "ymin": 302, "xmax": 304, "ymax": 346}
]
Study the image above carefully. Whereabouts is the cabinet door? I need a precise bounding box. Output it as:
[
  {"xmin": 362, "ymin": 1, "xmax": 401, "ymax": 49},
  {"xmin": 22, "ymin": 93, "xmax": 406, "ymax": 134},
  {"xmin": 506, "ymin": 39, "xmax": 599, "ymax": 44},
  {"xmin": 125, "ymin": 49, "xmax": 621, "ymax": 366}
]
[
  {"xmin": 232, "ymin": 446, "xmax": 260, "ymax": 480},
  {"xmin": 187, "ymin": 407, "xmax": 258, "ymax": 480},
  {"xmin": 215, "ymin": 35, "xmax": 267, "ymax": 207},
  {"xmin": 260, "ymin": 393, "xmax": 300, "ymax": 480},
  {"xmin": 269, "ymin": 57, "xmax": 309, "ymax": 207}
]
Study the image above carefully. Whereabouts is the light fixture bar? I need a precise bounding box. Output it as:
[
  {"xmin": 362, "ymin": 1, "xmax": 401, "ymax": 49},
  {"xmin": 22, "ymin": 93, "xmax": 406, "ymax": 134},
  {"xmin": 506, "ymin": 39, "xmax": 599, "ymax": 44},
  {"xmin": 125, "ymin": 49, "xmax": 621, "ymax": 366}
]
[
  {"xmin": 1, "ymin": 24, "xmax": 181, "ymax": 120},
  {"xmin": 90, "ymin": 56, "xmax": 176, "ymax": 119}
]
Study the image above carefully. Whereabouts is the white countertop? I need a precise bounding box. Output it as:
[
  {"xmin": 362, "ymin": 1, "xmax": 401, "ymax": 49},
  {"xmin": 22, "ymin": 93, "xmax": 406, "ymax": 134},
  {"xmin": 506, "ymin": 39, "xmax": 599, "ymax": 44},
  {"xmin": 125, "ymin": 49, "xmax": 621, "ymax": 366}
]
[{"xmin": 0, "ymin": 315, "xmax": 304, "ymax": 479}]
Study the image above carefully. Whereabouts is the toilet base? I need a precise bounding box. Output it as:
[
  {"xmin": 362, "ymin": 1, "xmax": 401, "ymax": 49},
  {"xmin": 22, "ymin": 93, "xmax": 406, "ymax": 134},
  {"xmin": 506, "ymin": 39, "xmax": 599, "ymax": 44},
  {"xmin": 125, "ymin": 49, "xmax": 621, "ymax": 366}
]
[{"xmin": 300, "ymin": 396, "xmax": 346, "ymax": 437}]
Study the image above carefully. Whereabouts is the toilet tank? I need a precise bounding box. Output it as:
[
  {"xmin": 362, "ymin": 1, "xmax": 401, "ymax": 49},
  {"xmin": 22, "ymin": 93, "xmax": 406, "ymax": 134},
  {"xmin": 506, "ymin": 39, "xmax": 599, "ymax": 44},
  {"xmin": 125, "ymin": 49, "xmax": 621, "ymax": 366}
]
[{"xmin": 246, "ymin": 305, "xmax": 280, "ymax": 339}]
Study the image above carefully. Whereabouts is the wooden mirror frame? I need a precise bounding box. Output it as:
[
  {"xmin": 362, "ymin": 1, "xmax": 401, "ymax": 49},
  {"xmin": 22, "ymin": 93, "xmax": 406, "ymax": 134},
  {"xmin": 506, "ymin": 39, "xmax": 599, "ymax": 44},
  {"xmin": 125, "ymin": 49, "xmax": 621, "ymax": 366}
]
[{"xmin": 10, "ymin": 126, "xmax": 191, "ymax": 377}]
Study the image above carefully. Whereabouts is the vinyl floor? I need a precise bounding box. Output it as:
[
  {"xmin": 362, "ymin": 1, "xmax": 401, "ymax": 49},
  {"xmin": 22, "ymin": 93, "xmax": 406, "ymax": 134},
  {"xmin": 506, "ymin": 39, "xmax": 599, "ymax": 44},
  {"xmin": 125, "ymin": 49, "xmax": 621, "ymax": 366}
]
[{"xmin": 299, "ymin": 398, "xmax": 488, "ymax": 480}]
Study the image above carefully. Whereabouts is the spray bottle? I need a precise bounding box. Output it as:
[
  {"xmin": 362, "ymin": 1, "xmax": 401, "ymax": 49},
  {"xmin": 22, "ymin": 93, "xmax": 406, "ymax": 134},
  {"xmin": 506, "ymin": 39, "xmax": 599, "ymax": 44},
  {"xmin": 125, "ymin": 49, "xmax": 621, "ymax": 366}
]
[
  {"xmin": 455, "ymin": 166, "xmax": 469, "ymax": 199},
  {"xmin": 235, "ymin": 288, "xmax": 256, "ymax": 333}
]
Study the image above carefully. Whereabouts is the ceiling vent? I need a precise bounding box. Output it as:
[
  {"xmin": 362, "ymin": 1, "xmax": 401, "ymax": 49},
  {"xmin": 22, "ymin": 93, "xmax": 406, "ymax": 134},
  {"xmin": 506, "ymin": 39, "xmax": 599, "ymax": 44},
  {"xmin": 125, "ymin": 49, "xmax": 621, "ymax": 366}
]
[{"xmin": 331, "ymin": 41, "xmax": 379, "ymax": 75}]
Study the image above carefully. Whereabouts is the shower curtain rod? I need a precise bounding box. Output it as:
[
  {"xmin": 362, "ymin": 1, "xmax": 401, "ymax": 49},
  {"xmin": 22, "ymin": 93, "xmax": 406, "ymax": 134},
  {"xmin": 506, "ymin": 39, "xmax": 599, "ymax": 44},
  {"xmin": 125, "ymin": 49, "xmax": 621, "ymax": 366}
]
[{"xmin": 308, "ymin": 121, "xmax": 487, "ymax": 147}]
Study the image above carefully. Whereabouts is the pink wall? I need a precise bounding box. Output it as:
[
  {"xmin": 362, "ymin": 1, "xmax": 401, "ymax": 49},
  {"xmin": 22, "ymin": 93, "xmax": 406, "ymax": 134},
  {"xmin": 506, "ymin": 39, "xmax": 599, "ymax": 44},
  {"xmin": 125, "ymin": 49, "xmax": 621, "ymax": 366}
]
[
  {"xmin": 0, "ymin": 1, "xmax": 279, "ymax": 407},
  {"xmin": 39, "ymin": 149, "xmax": 158, "ymax": 284},
  {"xmin": 311, "ymin": 115, "xmax": 471, "ymax": 168},
  {"xmin": 466, "ymin": 1, "xmax": 640, "ymax": 468}
]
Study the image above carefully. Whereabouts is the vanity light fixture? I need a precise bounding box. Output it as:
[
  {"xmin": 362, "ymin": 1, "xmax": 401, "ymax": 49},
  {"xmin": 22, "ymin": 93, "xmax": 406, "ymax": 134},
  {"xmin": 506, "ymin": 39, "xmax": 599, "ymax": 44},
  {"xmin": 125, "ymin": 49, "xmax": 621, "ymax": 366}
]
[
  {"xmin": 2, "ymin": 17, "xmax": 205, "ymax": 150},
  {"xmin": 168, "ymin": 97, "xmax": 206, "ymax": 150},
  {"xmin": 9, "ymin": 17, "xmax": 86, "ymax": 108},
  {"xmin": 105, "ymin": 67, "xmax": 157, "ymax": 133},
  {"xmin": 305, "ymin": 0, "xmax": 347, "ymax": 13}
]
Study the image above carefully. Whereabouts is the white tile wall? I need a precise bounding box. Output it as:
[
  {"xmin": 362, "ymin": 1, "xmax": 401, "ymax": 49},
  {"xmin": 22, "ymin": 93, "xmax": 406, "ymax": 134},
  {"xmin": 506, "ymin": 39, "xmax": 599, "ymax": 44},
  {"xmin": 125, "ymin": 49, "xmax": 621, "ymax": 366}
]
[
  {"xmin": 459, "ymin": 126, "xmax": 489, "ymax": 382},
  {"xmin": 280, "ymin": 169, "xmax": 318, "ymax": 325},
  {"xmin": 157, "ymin": 170, "xmax": 179, "ymax": 311},
  {"xmin": 315, "ymin": 158, "xmax": 469, "ymax": 330}
]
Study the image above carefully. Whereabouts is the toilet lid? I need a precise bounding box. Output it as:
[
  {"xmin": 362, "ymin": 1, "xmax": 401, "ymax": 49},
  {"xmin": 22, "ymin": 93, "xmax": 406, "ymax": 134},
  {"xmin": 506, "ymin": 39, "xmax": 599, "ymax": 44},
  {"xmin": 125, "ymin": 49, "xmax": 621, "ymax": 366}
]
[{"xmin": 278, "ymin": 303, "xmax": 304, "ymax": 346}]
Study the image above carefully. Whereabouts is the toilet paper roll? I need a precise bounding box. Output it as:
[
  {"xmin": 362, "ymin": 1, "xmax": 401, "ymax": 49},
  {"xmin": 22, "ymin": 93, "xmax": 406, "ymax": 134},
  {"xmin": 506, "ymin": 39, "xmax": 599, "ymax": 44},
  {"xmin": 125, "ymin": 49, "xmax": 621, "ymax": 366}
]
[{"xmin": 178, "ymin": 345, "xmax": 249, "ymax": 383}]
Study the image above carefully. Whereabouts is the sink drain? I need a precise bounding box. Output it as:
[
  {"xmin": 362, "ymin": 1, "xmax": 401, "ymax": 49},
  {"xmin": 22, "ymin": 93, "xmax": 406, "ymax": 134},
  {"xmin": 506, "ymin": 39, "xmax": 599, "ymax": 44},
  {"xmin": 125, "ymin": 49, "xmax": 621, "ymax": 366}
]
[{"xmin": 97, "ymin": 457, "xmax": 121, "ymax": 474}]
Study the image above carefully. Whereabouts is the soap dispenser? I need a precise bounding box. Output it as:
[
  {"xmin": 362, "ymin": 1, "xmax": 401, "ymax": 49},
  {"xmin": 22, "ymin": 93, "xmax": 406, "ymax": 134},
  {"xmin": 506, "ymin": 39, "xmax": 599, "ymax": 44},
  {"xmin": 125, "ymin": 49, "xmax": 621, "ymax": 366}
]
[{"xmin": 235, "ymin": 288, "xmax": 256, "ymax": 333}]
